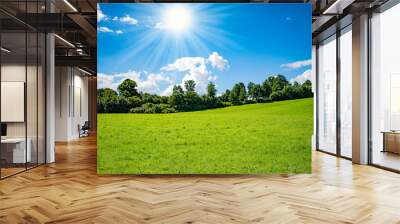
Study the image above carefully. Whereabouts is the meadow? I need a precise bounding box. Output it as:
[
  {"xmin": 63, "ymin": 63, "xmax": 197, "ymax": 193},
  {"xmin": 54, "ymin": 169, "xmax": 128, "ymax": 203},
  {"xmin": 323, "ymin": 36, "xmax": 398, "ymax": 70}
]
[{"xmin": 97, "ymin": 98, "xmax": 313, "ymax": 174}]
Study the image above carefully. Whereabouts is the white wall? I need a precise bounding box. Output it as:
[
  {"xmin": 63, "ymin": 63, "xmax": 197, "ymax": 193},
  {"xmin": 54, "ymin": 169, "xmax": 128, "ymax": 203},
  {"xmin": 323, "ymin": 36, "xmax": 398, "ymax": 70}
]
[
  {"xmin": 55, "ymin": 67, "xmax": 89, "ymax": 141},
  {"xmin": 55, "ymin": 67, "xmax": 69, "ymax": 141}
]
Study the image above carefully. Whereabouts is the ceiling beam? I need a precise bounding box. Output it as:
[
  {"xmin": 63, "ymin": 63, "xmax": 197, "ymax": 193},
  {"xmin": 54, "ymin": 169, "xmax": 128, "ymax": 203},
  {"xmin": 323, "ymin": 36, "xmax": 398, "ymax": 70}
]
[{"xmin": 55, "ymin": 55, "xmax": 96, "ymax": 73}]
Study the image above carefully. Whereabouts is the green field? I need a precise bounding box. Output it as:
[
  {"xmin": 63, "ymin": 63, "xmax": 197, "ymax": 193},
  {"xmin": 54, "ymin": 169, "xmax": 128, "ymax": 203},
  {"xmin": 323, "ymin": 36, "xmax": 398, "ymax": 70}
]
[{"xmin": 98, "ymin": 98, "xmax": 313, "ymax": 174}]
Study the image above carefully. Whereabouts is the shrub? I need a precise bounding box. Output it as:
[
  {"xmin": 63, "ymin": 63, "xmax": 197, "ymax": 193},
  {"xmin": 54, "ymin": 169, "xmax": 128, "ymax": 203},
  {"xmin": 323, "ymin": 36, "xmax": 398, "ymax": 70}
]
[
  {"xmin": 130, "ymin": 103, "xmax": 177, "ymax": 114},
  {"xmin": 161, "ymin": 107, "xmax": 177, "ymax": 113},
  {"xmin": 270, "ymin": 91, "xmax": 285, "ymax": 101},
  {"xmin": 130, "ymin": 107, "xmax": 145, "ymax": 113},
  {"xmin": 221, "ymin": 101, "xmax": 233, "ymax": 107}
]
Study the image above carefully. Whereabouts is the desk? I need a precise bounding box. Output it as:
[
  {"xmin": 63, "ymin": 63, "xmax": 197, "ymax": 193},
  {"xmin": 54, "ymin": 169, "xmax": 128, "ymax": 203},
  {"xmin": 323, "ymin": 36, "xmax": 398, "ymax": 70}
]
[
  {"xmin": 1, "ymin": 138, "xmax": 31, "ymax": 163},
  {"xmin": 381, "ymin": 131, "xmax": 400, "ymax": 154}
]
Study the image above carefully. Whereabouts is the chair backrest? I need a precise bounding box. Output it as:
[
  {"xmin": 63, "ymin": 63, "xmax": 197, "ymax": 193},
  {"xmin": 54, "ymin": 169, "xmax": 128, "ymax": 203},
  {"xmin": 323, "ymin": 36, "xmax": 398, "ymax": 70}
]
[{"xmin": 82, "ymin": 121, "xmax": 90, "ymax": 129}]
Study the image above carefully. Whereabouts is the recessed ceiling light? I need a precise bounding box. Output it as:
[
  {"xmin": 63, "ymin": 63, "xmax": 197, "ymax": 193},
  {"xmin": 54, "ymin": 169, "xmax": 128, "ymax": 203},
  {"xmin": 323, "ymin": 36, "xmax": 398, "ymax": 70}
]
[
  {"xmin": 1, "ymin": 47, "xmax": 11, "ymax": 53},
  {"xmin": 78, "ymin": 67, "xmax": 93, "ymax": 76},
  {"xmin": 54, "ymin": 34, "xmax": 75, "ymax": 48},
  {"xmin": 63, "ymin": 0, "xmax": 78, "ymax": 12}
]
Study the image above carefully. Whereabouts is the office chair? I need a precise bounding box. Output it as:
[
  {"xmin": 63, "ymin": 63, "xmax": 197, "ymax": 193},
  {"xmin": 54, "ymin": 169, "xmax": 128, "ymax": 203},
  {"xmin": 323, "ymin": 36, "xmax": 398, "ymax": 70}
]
[{"xmin": 79, "ymin": 121, "xmax": 90, "ymax": 138}]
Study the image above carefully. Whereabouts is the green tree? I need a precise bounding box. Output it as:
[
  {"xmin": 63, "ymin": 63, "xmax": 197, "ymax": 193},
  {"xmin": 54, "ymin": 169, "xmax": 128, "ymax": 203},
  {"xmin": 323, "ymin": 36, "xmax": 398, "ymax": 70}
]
[
  {"xmin": 268, "ymin": 75, "xmax": 288, "ymax": 92},
  {"xmin": 98, "ymin": 88, "xmax": 117, "ymax": 99},
  {"xmin": 141, "ymin": 93, "xmax": 163, "ymax": 104},
  {"xmin": 282, "ymin": 85, "xmax": 294, "ymax": 100},
  {"xmin": 117, "ymin": 79, "xmax": 139, "ymax": 98},
  {"xmin": 168, "ymin": 85, "xmax": 185, "ymax": 110},
  {"xmin": 207, "ymin": 82, "xmax": 217, "ymax": 99},
  {"xmin": 262, "ymin": 79, "xmax": 272, "ymax": 98},
  {"xmin": 247, "ymin": 82, "xmax": 256, "ymax": 101},
  {"xmin": 252, "ymin": 84, "xmax": 263, "ymax": 102},
  {"xmin": 302, "ymin": 80, "xmax": 312, "ymax": 89},
  {"xmin": 291, "ymin": 82, "xmax": 302, "ymax": 98},
  {"xmin": 184, "ymin": 91, "xmax": 201, "ymax": 110},
  {"xmin": 205, "ymin": 82, "xmax": 219, "ymax": 108},
  {"xmin": 184, "ymin": 80, "xmax": 196, "ymax": 93},
  {"xmin": 229, "ymin": 83, "xmax": 241, "ymax": 105},
  {"xmin": 238, "ymin": 82, "xmax": 247, "ymax": 103},
  {"xmin": 301, "ymin": 80, "xmax": 313, "ymax": 98},
  {"xmin": 127, "ymin": 96, "xmax": 142, "ymax": 109},
  {"xmin": 97, "ymin": 88, "xmax": 119, "ymax": 113},
  {"xmin": 220, "ymin": 89, "xmax": 231, "ymax": 102}
]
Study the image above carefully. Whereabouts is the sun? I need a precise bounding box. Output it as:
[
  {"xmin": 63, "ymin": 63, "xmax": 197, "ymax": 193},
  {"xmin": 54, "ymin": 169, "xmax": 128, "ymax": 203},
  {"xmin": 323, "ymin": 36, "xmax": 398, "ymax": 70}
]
[{"xmin": 164, "ymin": 6, "xmax": 192, "ymax": 32}]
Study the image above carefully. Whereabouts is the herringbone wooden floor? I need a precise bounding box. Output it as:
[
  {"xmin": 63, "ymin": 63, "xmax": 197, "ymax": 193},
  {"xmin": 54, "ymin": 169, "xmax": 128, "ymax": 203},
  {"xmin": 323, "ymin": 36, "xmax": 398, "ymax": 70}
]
[{"xmin": 1, "ymin": 135, "xmax": 400, "ymax": 224}]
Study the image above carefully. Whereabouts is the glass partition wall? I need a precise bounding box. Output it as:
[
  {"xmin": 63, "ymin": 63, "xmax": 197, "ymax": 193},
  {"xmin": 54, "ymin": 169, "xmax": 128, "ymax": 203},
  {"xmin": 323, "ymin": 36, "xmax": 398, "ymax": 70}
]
[
  {"xmin": 317, "ymin": 35, "xmax": 337, "ymax": 155},
  {"xmin": 316, "ymin": 25, "xmax": 352, "ymax": 159},
  {"xmin": 315, "ymin": 1, "xmax": 400, "ymax": 171},
  {"xmin": 0, "ymin": 2, "xmax": 46, "ymax": 179},
  {"xmin": 370, "ymin": 3, "xmax": 400, "ymax": 171},
  {"xmin": 339, "ymin": 26, "xmax": 352, "ymax": 159}
]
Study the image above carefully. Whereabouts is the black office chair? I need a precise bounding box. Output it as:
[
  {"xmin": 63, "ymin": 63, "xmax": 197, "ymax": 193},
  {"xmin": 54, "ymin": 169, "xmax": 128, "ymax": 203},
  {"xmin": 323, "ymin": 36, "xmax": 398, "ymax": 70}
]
[{"xmin": 79, "ymin": 121, "xmax": 90, "ymax": 138}]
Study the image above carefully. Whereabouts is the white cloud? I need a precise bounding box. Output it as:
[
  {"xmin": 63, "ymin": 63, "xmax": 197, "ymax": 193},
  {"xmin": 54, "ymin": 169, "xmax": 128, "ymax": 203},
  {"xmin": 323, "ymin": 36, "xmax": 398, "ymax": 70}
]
[
  {"xmin": 98, "ymin": 26, "xmax": 114, "ymax": 33},
  {"xmin": 208, "ymin": 52, "xmax": 229, "ymax": 71},
  {"xmin": 161, "ymin": 57, "xmax": 206, "ymax": 72},
  {"xmin": 98, "ymin": 73, "xmax": 116, "ymax": 89},
  {"xmin": 99, "ymin": 52, "xmax": 229, "ymax": 95},
  {"xmin": 97, "ymin": 71, "xmax": 141, "ymax": 90},
  {"xmin": 290, "ymin": 69, "xmax": 312, "ymax": 84},
  {"xmin": 139, "ymin": 73, "xmax": 173, "ymax": 93},
  {"xmin": 161, "ymin": 85, "xmax": 174, "ymax": 96},
  {"xmin": 112, "ymin": 16, "xmax": 119, "ymax": 21},
  {"xmin": 97, "ymin": 71, "xmax": 173, "ymax": 95},
  {"xmin": 120, "ymin": 15, "xmax": 138, "ymax": 25},
  {"xmin": 281, "ymin": 59, "xmax": 311, "ymax": 70},
  {"xmin": 161, "ymin": 56, "xmax": 211, "ymax": 94},
  {"xmin": 113, "ymin": 70, "xmax": 142, "ymax": 83},
  {"xmin": 161, "ymin": 52, "xmax": 227, "ymax": 94},
  {"xmin": 98, "ymin": 27, "xmax": 124, "ymax": 35},
  {"xmin": 97, "ymin": 5, "xmax": 108, "ymax": 22},
  {"xmin": 154, "ymin": 22, "xmax": 167, "ymax": 30}
]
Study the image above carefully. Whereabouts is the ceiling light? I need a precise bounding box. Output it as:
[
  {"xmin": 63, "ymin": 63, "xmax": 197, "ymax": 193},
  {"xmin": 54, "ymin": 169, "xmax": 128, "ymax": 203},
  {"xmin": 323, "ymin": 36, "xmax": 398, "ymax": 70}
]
[
  {"xmin": 322, "ymin": 0, "xmax": 354, "ymax": 15},
  {"xmin": 63, "ymin": 0, "xmax": 78, "ymax": 12},
  {"xmin": 78, "ymin": 67, "xmax": 93, "ymax": 76},
  {"xmin": 54, "ymin": 34, "xmax": 75, "ymax": 48},
  {"xmin": 1, "ymin": 47, "xmax": 11, "ymax": 53}
]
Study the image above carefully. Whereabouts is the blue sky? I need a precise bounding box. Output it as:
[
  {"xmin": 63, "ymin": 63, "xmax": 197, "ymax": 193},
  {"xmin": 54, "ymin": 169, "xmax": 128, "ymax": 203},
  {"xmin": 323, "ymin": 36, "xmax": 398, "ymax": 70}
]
[{"xmin": 98, "ymin": 3, "xmax": 312, "ymax": 95}]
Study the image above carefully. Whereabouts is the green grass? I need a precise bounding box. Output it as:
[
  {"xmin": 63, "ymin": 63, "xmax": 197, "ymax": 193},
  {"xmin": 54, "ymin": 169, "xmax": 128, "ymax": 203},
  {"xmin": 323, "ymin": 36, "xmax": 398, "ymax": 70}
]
[{"xmin": 98, "ymin": 98, "xmax": 313, "ymax": 174}]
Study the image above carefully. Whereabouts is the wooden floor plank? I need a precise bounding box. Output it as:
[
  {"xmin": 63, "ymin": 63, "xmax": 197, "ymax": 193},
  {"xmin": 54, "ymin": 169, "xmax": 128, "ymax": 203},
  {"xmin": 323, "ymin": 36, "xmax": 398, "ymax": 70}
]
[{"xmin": 0, "ymin": 135, "xmax": 400, "ymax": 223}]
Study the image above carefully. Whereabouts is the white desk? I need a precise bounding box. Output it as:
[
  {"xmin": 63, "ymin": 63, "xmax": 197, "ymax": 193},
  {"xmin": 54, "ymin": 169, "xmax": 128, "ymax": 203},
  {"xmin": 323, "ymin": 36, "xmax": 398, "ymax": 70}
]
[{"xmin": 1, "ymin": 138, "xmax": 31, "ymax": 163}]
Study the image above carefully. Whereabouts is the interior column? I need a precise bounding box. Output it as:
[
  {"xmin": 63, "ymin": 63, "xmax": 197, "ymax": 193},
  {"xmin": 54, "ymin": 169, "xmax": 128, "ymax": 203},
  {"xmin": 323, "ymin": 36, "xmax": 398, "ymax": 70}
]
[{"xmin": 352, "ymin": 14, "xmax": 369, "ymax": 164}]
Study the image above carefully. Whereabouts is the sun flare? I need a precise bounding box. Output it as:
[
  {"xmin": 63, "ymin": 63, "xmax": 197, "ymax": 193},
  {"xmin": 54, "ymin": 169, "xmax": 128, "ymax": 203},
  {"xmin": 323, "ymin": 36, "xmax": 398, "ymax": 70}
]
[{"xmin": 164, "ymin": 6, "xmax": 192, "ymax": 32}]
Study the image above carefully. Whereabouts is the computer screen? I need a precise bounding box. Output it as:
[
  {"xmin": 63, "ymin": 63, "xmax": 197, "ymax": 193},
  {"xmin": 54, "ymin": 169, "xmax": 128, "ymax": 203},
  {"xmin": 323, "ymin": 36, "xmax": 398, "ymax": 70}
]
[{"xmin": 1, "ymin": 123, "xmax": 7, "ymax": 137}]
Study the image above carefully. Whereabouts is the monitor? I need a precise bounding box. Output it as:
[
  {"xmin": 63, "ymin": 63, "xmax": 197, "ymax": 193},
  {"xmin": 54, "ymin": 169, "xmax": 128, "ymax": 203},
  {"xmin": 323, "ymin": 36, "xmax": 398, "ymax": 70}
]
[{"xmin": 1, "ymin": 123, "xmax": 7, "ymax": 137}]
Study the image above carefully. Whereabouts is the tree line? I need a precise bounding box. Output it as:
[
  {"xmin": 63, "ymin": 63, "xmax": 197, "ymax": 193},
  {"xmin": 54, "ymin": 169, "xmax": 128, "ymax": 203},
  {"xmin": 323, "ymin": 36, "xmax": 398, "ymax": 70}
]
[{"xmin": 97, "ymin": 74, "xmax": 313, "ymax": 113}]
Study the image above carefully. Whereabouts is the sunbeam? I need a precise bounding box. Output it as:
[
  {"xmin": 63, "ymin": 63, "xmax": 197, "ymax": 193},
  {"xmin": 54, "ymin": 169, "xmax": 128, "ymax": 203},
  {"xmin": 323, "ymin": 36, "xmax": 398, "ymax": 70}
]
[{"xmin": 109, "ymin": 4, "xmax": 240, "ymax": 71}]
